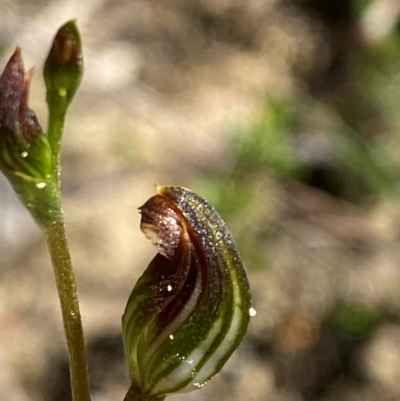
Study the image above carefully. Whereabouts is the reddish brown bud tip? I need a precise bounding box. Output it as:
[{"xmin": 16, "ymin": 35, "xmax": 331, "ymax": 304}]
[
  {"xmin": 0, "ymin": 48, "xmax": 51, "ymax": 178},
  {"xmin": 0, "ymin": 47, "xmax": 42, "ymax": 144},
  {"xmin": 46, "ymin": 20, "xmax": 82, "ymax": 69}
]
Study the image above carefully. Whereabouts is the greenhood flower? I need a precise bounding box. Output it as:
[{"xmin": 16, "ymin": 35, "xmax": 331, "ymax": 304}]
[
  {"xmin": 122, "ymin": 185, "xmax": 253, "ymax": 399},
  {"xmin": 0, "ymin": 48, "xmax": 52, "ymax": 178}
]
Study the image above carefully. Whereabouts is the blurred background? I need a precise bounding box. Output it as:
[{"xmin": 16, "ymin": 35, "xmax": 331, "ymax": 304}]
[{"xmin": 1, "ymin": 0, "xmax": 400, "ymax": 400}]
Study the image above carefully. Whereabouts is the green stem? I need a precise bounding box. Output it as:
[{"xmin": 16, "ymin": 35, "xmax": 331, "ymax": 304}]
[
  {"xmin": 123, "ymin": 384, "xmax": 165, "ymax": 401},
  {"xmin": 44, "ymin": 53, "xmax": 90, "ymax": 401},
  {"xmin": 44, "ymin": 215, "xmax": 91, "ymax": 401},
  {"xmin": 47, "ymin": 103, "xmax": 67, "ymax": 174}
]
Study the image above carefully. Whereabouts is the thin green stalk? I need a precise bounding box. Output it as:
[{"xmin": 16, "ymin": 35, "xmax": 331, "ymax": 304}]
[
  {"xmin": 41, "ymin": 20, "xmax": 89, "ymax": 401},
  {"xmin": 48, "ymin": 107, "xmax": 67, "ymax": 173},
  {"xmin": 44, "ymin": 215, "xmax": 91, "ymax": 401}
]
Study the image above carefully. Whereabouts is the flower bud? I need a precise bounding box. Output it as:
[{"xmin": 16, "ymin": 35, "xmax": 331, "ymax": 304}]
[
  {"xmin": 0, "ymin": 48, "xmax": 52, "ymax": 178},
  {"xmin": 44, "ymin": 20, "xmax": 83, "ymax": 107},
  {"xmin": 122, "ymin": 186, "xmax": 253, "ymax": 397}
]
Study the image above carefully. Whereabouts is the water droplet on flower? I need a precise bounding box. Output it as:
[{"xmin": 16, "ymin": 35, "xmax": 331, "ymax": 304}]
[
  {"xmin": 192, "ymin": 381, "xmax": 207, "ymax": 389},
  {"xmin": 20, "ymin": 151, "xmax": 28, "ymax": 158},
  {"xmin": 167, "ymin": 285, "xmax": 173, "ymax": 292},
  {"xmin": 58, "ymin": 87, "xmax": 67, "ymax": 97},
  {"xmin": 35, "ymin": 182, "xmax": 47, "ymax": 189},
  {"xmin": 249, "ymin": 307, "xmax": 257, "ymax": 317}
]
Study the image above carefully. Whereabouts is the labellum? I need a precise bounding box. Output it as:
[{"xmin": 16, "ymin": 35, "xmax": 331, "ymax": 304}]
[{"xmin": 122, "ymin": 185, "xmax": 253, "ymax": 398}]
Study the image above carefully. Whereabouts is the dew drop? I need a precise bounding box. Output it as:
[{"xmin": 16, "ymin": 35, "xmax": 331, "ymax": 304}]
[
  {"xmin": 20, "ymin": 151, "xmax": 28, "ymax": 158},
  {"xmin": 192, "ymin": 381, "xmax": 207, "ymax": 389},
  {"xmin": 249, "ymin": 307, "xmax": 257, "ymax": 317},
  {"xmin": 167, "ymin": 285, "xmax": 173, "ymax": 292},
  {"xmin": 169, "ymin": 334, "xmax": 174, "ymax": 340},
  {"xmin": 58, "ymin": 87, "xmax": 67, "ymax": 97},
  {"xmin": 35, "ymin": 182, "xmax": 47, "ymax": 189}
]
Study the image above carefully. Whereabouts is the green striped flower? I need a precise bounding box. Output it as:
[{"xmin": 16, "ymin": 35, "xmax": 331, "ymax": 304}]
[{"xmin": 122, "ymin": 185, "xmax": 253, "ymax": 399}]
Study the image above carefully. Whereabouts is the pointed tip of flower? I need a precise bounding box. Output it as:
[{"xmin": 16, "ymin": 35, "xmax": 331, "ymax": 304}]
[
  {"xmin": 155, "ymin": 183, "xmax": 164, "ymax": 194},
  {"xmin": 11, "ymin": 46, "xmax": 22, "ymax": 59},
  {"xmin": 47, "ymin": 20, "xmax": 82, "ymax": 67},
  {"xmin": 0, "ymin": 48, "xmax": 25, "ymax": 86},
  {"xmin": 0, "ymin": 46, "xmax": 24, "ymax": 90},
  {"xmin": 155, "ymin": 184, "xmax": 178, "ymax": 197}
]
